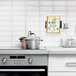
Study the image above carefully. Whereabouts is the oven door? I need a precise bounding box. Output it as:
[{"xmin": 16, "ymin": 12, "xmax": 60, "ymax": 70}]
[{"xmin": 0, "ymin": 66, "xmax": 47, "ymax": 76}]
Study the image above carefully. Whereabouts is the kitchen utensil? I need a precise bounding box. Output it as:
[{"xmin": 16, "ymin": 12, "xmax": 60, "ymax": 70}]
[
  {"xmin": 63, "ymin": 23, "xmax": 69, "ymax": 29},
  {"xmin": 19, "ymin": 31, "xmax": 43, "ymax": 50},
  {"xmin": 60, "ymin": 21, "xmax": 62, "ymax": 28}
]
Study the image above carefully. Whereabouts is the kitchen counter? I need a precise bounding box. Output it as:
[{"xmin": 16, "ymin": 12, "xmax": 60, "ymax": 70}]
[
  {"xmin": 0, "ymin": 47, "xmax": 76, "ymax": 55},
  {"xmin": 0, "ymin": 49, "xmax": 48, "ymax": 54},
  {"xmin": 47, "ymin": 47, "xmax": 76, "ymax": 54}
]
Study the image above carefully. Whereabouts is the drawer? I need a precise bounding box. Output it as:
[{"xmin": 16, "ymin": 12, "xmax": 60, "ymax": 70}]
[
  {"xmin": 48, "ymin": 55, "xmax": 76, "ymax": 72},
  {"xmin": 48, "ymin": 72, "xmax": 76, "ymax": 76}
]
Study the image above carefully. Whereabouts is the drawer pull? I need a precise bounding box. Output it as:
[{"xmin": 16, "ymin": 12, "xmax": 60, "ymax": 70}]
[{"xmin": 66, "ymin": 62, "xmax": 76, "ymax": 67}]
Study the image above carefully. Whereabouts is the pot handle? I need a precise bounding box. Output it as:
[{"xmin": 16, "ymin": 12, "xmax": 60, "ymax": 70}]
[
  {"xmin": 40, "ymin": 39, "xmax": 43, "ymax": 41},
  {"xmin": 38, "ymin": 37, "xmax": 43, "ymax": 41},
  {"xmin": 24, "ymin": 38, "xmax": 25, "ymax": 49}
]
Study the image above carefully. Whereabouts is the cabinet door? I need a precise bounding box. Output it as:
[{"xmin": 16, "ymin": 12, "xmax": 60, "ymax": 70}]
[
  {"xmin": 48, "ymin": 55, "xmax": 76, "ymax": 72},
  {"xmin": 48, "ymin": 72, "xmax": 76, "ymax": 76}
]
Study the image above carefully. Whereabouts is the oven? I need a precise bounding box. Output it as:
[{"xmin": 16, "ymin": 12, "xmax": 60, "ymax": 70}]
[{"xmin": 0, "ymin": 54, "xmax": 48, "ymax": 76}]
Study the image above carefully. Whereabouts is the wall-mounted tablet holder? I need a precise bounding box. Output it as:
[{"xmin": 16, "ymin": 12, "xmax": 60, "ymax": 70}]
[
  {"xmin": 63, "ymin": 23, "xmax": 69, "ymax": 29},
  {"xmin": 45, "ymin": 21, "xmax": 62, "ymax": 29},
  {"xmin": 45, "ymin": 21, "xmax": 47, "ymax": 29}
]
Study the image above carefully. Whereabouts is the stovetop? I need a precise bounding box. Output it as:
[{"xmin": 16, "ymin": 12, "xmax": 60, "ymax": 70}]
[{"xmin": 0, "ymin": 49, "xmax": 47, "ymax": 55}]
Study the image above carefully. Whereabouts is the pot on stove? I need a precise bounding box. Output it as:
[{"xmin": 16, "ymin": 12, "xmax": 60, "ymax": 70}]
[{"xmin": 19, "ymin": 31, "xmax": 43, "ymax": 50}]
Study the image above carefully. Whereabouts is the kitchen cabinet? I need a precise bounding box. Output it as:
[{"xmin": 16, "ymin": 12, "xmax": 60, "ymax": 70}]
[
  {"xmin": 48, "ymin": 72, "xmax": 76, "ymax": 76},
  {"xmin": 48, "ymin": 54, "xmax": 76, "ymax": 76}
]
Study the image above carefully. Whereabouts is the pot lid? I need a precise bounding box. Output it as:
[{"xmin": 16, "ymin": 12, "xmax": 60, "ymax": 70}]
[
  {"xmin": 24, "ymin": 37, "xmax": 40, "ymax": 40},
  {"xmin": 19, "ymin": 37, "xmax": 40, "ymax": 41}
]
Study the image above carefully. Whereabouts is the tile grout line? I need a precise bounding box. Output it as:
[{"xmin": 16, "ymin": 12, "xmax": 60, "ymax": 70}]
[
  {"xmin": 39, "ymin": 0, "xmax": 40, "ymax": 37},
  {"xmin": 65, "ymin": 0, "xmax": 68, "ymax": 38},
  {"xmin": 11, "ymin": 0, "xmax": 12, "ymax": 48},
  {"xmin": 25, "ymin": 1, "xmax": 26, "ymax": 36}
]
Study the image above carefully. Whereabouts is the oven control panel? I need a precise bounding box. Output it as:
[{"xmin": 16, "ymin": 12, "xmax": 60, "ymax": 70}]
[{"xmin": 0, "ymin": 55, "xmax": 47, "ymax": 66}]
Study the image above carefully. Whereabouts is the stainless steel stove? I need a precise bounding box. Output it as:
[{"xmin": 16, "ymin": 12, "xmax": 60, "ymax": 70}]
[{"xmin": 0, "ymin": 53, "xmax": 48, "ymax": 76}]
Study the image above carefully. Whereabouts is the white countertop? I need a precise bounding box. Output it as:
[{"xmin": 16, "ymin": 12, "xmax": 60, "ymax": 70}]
[
  {"xmin": 46, "ymin": 47, "xmax": 76, "ymax": 54},
  {"xmin": 0, "ymin": 47, "xmax": 76, "ymax": 54},
  {"xmin": 0, "ymin": 49, "xmax": 48, "ymax": 54}
]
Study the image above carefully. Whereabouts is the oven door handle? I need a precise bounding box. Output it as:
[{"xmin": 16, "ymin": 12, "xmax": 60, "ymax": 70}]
[{"xmin": 0, "ymin": 69, "xmax": 45, "ymax": 72}]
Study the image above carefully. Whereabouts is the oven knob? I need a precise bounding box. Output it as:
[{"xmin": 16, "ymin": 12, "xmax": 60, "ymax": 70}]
[
  {"xmin": 2, "ymin": 58, "xmax": 7, "ymax": 64},
  {"xmin": 28, "ymin": 58, "xmax": 33, "ymax": 64}
]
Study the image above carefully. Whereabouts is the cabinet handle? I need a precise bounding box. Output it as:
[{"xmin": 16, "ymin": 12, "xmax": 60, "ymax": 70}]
[
  {"xmin": 66, "ymin": 62, "xmax": 76, "ymax": 67},
  {"xmin": 0, "ymin": 69, "xmax": 45, "ymax": 72}
]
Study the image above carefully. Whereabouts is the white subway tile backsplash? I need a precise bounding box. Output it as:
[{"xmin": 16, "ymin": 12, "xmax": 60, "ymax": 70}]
[
  {"xmin": 26, "ymin": 6, "xmax": 39, "ymax": 11},
  {"xmin": 67, "ymin": 32, "xmax": 76, "ymax": 37},
  {"xmin": 0, "ymin": 21, "xmax": 11, "ymax": 26},
  {"xmin": 0, "ymin": 37, "xmax": 11, "ymax": 42},
  {"xmin": 67, "ymin": 12, "xmax": 76, "ymax": 16},
  {"xmin": 12, "ymin": 42, "xmax": 21, "ymax": 49},
  {"xmin": 67, "ymin": 1, "xmax": 76, "ymax": 5},
  {"xmin": 40, "ymin": 6, "xmax": 52, "ymax": 11},
  {"xmin": 68, "ymin": 22, "xmax": 76, "ymax": 26},
  {"xmin": 40, "ymin": 17, "xmax": 47, "ymax": 22},
  {"xmin": 60, "ymin": 31, "xmax": 67, "ymax": 39},
  {"xmin": 67, "ymin": 17, "xmax": 76, "ymax": 21},
  {"xmin": 61, "ymin": 16, "xmax": 66, "ymax": 21},
  {"xmin": 0, "ymin": 16, "xmax": 11, "ymax": 21},
  {"xmin": 12, "ymin": 32, "xmax": 25, "ymax": 37},
  {"xmin": 68, "ymin": 26, "xmax": 75, "ymax": 32},
  {"xmin": 46, "ymin": 33, "xmax": 61, "ymax": 37},
  {"xmin": 0, "ymin": 32, "xmax": 11, "ymax": 36},
  {"xmin": 0, "ymin": 0, "xmax": 76, "ymax": 48},
  {"xmin": 12, "ymin": 46, "xmax": 21, "ymax": 49},
  {"xmin": 12, "ymin": 27, "xmax": 25, "ymax": 32},
  {"xmin": 53, "ymin": 11, "xmax": 66, "ymax": 16},
  {"xmin": 44, "ymin": 41, "xmax": 60, "ymax": 47},
  {"xmin": 0, "ymin": 11, "xmax": 11, "ymax": 16},
  {"xmin": 12, "ymin": 22, "xmax": 25, "ymax": 26},
  {"xmin": 68, "ymin": 6, "xmax": 76, "ymax": 11},
  {"xmin": 42, "ymin": 36, "xmax": 60, "ymax": 42},
  {"xmin": 40, "ymin": 12, "xmax": 52, "ymax": 16},
  {"xmin": 12, "ymin": 16, "xmax": 25, "ymax": 21},
  {"xmin": 25, "ymin": 31, "xmax": 40, "ymax": 37},
  {"xmin": 26, "ymin": 22, "xmax": 39, "ymax": 27},
  {"xmin": 0, "ymin": 42, "xmax": 11, "ymax": 46},
  {"xmin": 39, "ymin": 32, "xmax": 46, "ymax": 37},
  {"xmin": 12, "ymin": 37, "xmax": 20, "ymax": 42},
  {"xmin": 40, "ymin": 28, "xmax": 46, "ymax": 32},
  {"xmin": 0, "ymin": 6, "xmax": 11, "ymax": 11},
  {"xmin": 26, "ymin": 27, "xmax": 39, "ymax": 32},
  {"xmin": 40, "ymin": 26, "xmax": 45, "ymax": 31},
  {"xmin": 26, "ymin": 12, "xmax": 39, "ymax": 16},
  {"xmin": 0, "ymin": 0, "xmax": 11, "ymax": 5},
  {"xmin": 26, "ymin": 17, "xmax": 39, "ymax": 22},
  {"xmin": 54, "ymin": 1, "xmax": 66, "ymax": 5},
  {"xmin": 12, "ymin": 6, "xmax": 26, "ymax": 11},
  {"xmin": 40, "ymin": 22, "xmax": 45, "ymax": 26},
  {"xmin": 40, "ymin": 1, "xmax": 52, "ymax": 5},
  {"xmin": 12, "ymin": 0, "xmax": 26, "ymax": 6},
  {"xmin": 12, "ymin": 11, "xmax": 26, "ymax": 16},
  {"xmin": 26, "ymin": 1, "xmax": 39, "ymax": 5},
  {"xmin": 54, "ymin": 6, "xmax": 66, "ymax": 11},
  {"xmin": 0, "ymin": 27, "xmax": 11, "ymax": 32}
]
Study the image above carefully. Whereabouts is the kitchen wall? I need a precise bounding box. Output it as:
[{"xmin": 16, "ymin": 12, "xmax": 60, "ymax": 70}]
[{"xmin": 0, "ymin": 0, "xmax": 76, "ymax": 49}]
